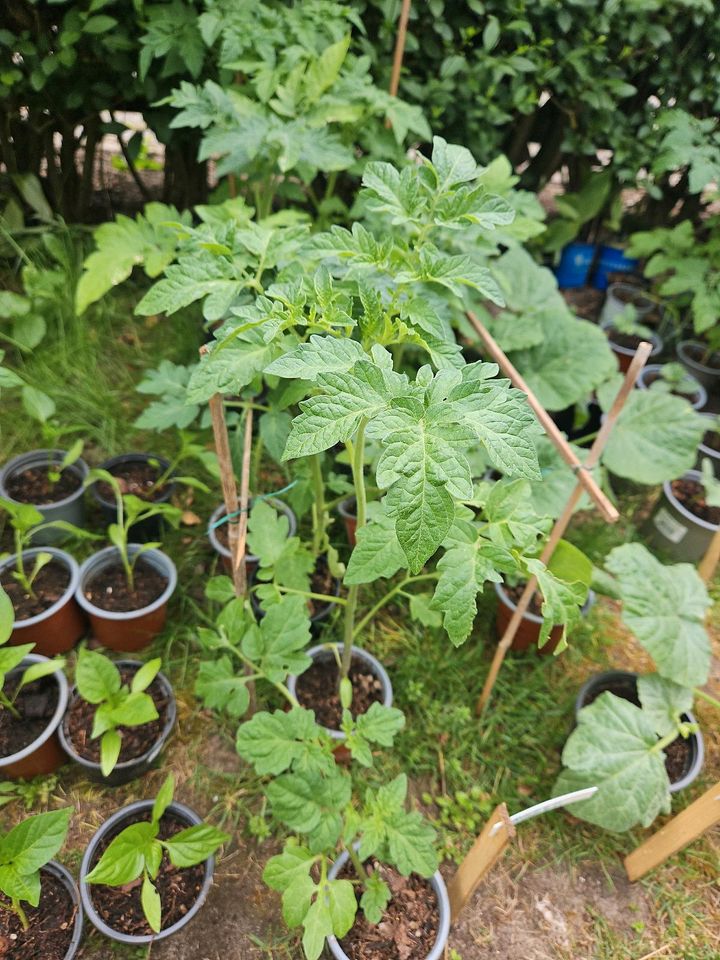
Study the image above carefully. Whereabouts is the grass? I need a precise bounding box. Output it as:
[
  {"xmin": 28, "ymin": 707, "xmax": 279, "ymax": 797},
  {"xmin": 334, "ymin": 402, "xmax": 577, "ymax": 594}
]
[{"xmin": 1, "ymin": 270, "xmax": 719, "ymax": 958}]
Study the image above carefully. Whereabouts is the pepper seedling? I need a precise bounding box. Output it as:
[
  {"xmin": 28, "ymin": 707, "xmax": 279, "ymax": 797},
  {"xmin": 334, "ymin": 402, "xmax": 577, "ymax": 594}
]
[
  {"xmin": 74, "ymin": 647, "xmax": 162, "ymax": 776},
  {"xmin": 0, "ymin": 807, "xmax": 73, "ymax": 929},
  {"xmin": 84, "ymin": 774, "xmax": 228, "ymax": 933},
  {"xmin": 0, "ymin": 594, "xmax": 65, "ymax": 719},
  {"xmin": 142, "ymin": 431, "xmax": 215, "ymax": 496}
]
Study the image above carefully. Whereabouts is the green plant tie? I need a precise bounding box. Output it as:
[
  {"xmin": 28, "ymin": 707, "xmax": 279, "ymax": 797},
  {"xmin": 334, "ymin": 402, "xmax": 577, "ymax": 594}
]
[{"xmin": 209, "ymin": 480, "xmax": 298, "ymax": 529}]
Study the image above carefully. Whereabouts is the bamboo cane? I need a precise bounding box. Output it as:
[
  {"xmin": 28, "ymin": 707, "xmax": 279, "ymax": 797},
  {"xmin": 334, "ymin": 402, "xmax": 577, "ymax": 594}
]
[{"xmin": 388, "ymin": 0, "xmax": 412, "ymax": 99}]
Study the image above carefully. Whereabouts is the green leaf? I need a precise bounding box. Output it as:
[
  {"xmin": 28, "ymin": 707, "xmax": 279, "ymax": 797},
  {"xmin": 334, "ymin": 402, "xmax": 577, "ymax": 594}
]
[
  {"xmin": 131, "ymin": 658, "xmax": 162, "ymax": 694},
  {"xmin": 246, "ymin": 499, "xmax": 291, "ymax": 567},
  {"xmin": 265, "ymin": 336, "xmax": 366, "ymax": 379},
  {"xmin": 266, "ymin": 768, "xmax": 350, "ymax": 852},
  {"xmin": 0, "ymin": 865, "xmax": 41, "ymax": 908},
  {"xmin": 75, "ymin": 647, "xmax": 121, "ymax": 704},
  {"xmin": 84, "ymin": 822, "xmax": 157, "ymax": 885},
  {"xmin": 360, "ymin": 872, "xmax": 391, "ymax": 924},
  {"xmin": 241, "ymin": 595, "xmax": 312, "ymax": 683},
  {"xmin": 236, "ymin": 707, "xmax": 329, "ymax": 777},
  {"xmin": 22, "ymin": 385, "xmax": 55, "ymax": 423},
  {"xmin": 163, "ymin": 823, "xmax": 228, "ymax": 868},
  {"xmin": 525, "ymin": 558, "xmax": 588, "ymax": 650},
  {"xmin": 0, "ymin": 585, "xmax": 13, "ymax": 645},
  {"xmin": 263, "ymin": 842, "xmax": 315, "ymax": 893},
  {"xmin": 344, "ymin": 509, "xmax": 407, "ymax": 585},
  {"xmin": 301, "ymin": 889, "xmax": 334, "ymax": 960},
  {"xmin": 259, "ymin": 409, "xmax": 292, "ymax": 464},
  {"xmin": 195, "ymin": 656, "xmax": 250, "ymax": 719},
  {"xmin": 187, "ymin": 331, "xmax": 278, "ymax": 403},
  {"xmin": 605, "ymin": 543, "xmax": 711, "ymax": 688},
  {"xmin": 100, "ymin": 730, "xmax": 122, "ymax": 777},
  {"xmin": 637, "ymin": 674, "xmax": 694, "ymax": 739},
  {"xmin": 152, "ymin": 775, "xmax": 175, "ymax": 825},
  {"xmin": 408, "ymin": 593, "xmax": 442, "ymax": 628},
  {"xmin": 141, "ymin": 873, "xmax": 162, "ymax": 933},
  {"xmin": 353, "ymin": 702, "xmax": 405, "ymax": 747},
  {"xmin": 0, "ymin": 808, "xmax": 71, "ymax": 876},
  {"xmin": 430, "ymin": 137, "xmax": 479, "ymax": 189}
]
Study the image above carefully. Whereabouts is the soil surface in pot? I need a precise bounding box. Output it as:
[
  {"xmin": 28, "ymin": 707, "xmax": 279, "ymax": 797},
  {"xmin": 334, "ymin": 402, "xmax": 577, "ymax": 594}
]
[
  {"xmin": 337, "ymin": 860, "xmax": 439, "ymax": 960},
  {"xmin": 294, "ymin": 655, "xmax": 383, "ymax": 729},
  {"xmin": 0, "ymin": 869, "xmax": 78, "ymax": 960},
  {"xmin": 84, "ymin": 557, "xmax": 167, "ymax": 612},
  {"xmin": 562, "ymin": 287, "xmax": 603, "ymax": 322},
  {"xmin": 0, "ymin": 674, "xmax": 59, "ymax": 759},
  {"xmin": 97, "ymin": 462, "xmax": 168, "ymax": 503},
  {"xmin": 64, "ymin": 666, "xmax": 170, "ymax": 764},
  {"xmin": 309, "ymin": 557, "xmax": 337, "ymax": 617},
  {"xmin": 87, "ymin": 812, "xmax": 205, "ymax": 937},
  {"xmin": 1, "ymin": 560, "xmax": 71, "ymax": 620},
  {"xmin": 4, "ymin": 465, "xmax": 81, "ymax": 505},
  {"xmin": 643, "ymin": 373, "xmax": 699, "ymax": 404},
  {"xmin": 505, "ymin": 582, "xmax": 545, "ymax": 618},
  {"xmin": 607, "ymin": 329, "xmax": 647, "ymax": 351},
  {"xmin": 683, "ymin": 342, "xmax": 720, "ymax": 371},
  {"xmin": 669, "ymin": 478, "xmax": 720, "ymax": 526},
  {"xmin": 702, "ymin": 428, "xmax": 720, "ymax": 453}
]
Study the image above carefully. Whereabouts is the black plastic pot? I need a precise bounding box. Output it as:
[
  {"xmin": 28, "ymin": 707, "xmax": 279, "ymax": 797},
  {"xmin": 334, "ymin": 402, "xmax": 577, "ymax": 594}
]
[
  {"xmin": 696, "ymin": 413, "xmax": 720, "ymax": 477},
  {"xmin": 208, "ymin": 498, "xmax": 297, "ymax": 575},
  {"xmin": 249, "ymin": 559, "xmax": 341, "ymax": 633},
  {"xmin": 58, "ymin": 660, "xmax": 177, "ymax": 786},
  {"xmin": 575, "ymin": 671, "xmax": 704, "ymax": 793},
  {"xmin": 91, "ymin": 453, "xmax": 175, "ymax": 542},
  {"xmin": 79, "ymin": 799, "xmax": 215, "ymax": 945},
  {"xmin": 646, "ymin": 469, "xmax": 719, "ymax": 563}
]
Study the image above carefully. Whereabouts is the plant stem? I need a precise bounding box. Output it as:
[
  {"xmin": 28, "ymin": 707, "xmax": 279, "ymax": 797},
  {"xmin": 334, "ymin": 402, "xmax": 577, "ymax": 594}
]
[
  {"xmin": 12, "ymin": 898, "xmax": 29, "ymax": 931},
  {"xmin": 341, "ymin": 420, "xmax": 367, "ymax": 681},
  {"xmin": 0, "ymin": 691, "xmax": 21, "ymax": 719},
  {"xmin": 651, "ymin": 730, "xmax": 681, "ymax": 753},
  {"xmin": 310, "ymin": 455, "xmax": 326, "ymax": 557},
  {"xmin": 346, "ymin": 844, "xmax": 370, "ymax": 883},
  {"xmin": 694, "ymin": 687, "xmax": 720, "ymax": 711},
  {"xmin": 272, "ymin": 585, "xmax": 347, "ymax": 606},
  {"xmin": 352, "ymin": 573, "xmax": 439, "ymax": 640}
]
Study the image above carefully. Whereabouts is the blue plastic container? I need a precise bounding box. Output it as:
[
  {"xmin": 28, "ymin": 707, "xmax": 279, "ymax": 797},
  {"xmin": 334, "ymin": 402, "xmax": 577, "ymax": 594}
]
[
  {"xmin": 555, "ymin": 242, "xmax": 596, "ymax": 288},
  {"xmin": 592, "ymin": 244, "xmax": 638, "ymax": 290}
]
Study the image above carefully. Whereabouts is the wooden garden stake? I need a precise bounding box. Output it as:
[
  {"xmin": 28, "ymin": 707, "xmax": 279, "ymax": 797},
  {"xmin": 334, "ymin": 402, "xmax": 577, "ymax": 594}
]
[
  {"xmin": 698, "ymin": 527, "xmax": 720, "ymax": 582},
  {"xmin": 475, "ymin": 335, "xmax": 654, "ymax": 714},
  {"xmin": 388, "ymin": 0, "xmax": 412, "ymax": 99},
  {"xmin": 624, "ymin": 780, "xmax": 720, "ymax": 881}
]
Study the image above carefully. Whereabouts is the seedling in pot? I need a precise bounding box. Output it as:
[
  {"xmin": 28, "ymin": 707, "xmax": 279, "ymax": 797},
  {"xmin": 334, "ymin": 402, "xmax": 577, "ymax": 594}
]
[
  {"xmin": 700, "ymin": 457, "xmax": 720, "ymax": 508},
  {"xmin": 607, "ymin": 303, "xmax": 655, "ymax": 343},
  {"xmin": 0, "ymin": 807, "xmax": 72, "ymax": 929},
  {"xmin": 84, "ymin": 774, "xmax": 228, "ymax": 934},
  {"xmin": 646, "ymin": 362, "xmax": 702, "ymax": 400},
  {"xmin": 140, "ymin": 431, "xmax": 215, "ymax": 497},
  {"xmin": 73, "ymin": 647, "xmax": 162, "ymax": 776}
]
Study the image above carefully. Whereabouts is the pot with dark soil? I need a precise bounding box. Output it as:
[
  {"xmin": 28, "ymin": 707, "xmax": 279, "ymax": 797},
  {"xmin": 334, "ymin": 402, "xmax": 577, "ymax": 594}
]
[
  {"xmin": 0, "ymin": 547, "xmax": 86, "ymax": 656},
  {"xmin": 91, "ymin": 453, "xmax": 175, "ymax": 542},
  {"xmin": 494, "ymin": 581, "xmax": 595, "ymax": 656},
  {"xmin": 602, "ymin": 323, "xmax": 663, "ymax": 373},
  {"xmin": 327, "ymin": 851, "xmax": 451, "ymax": 960},
  {"xmin": 574, "ymin": 671, "xmax": 704, "ymax": 793},
  {"xmin": 599, "ymin": 281, "xmax": 653, "ymax": 327},
  {"xmin": 637, "ymin": 363, "xmax": 707, "ymax": 411},
  {"xmin": 250, "ymin": 554, "xmax": 341, "ymax": 632},
  {"xmin": 0, "ymin": 654, "xmax": 69, "ymax": 780},
  {"xmin": 0, "ymin": 449, "xmax": 89, "ymax": 545},
  {"xmin": 58, "ymin": 656, "xmax": 177, "ymax": 786},
  {"xmin": 75, "ymin": 546, "xmax": 177, "ymax": 652},
  {"xmin": 287, "ymin": 644, "xmax": 392, "ymax": 739},
  {"xmin": 696, "ymin": 414, "xmax": 720, "ymax": 477},
  {"xmin": 337, "ymin": 497, "xmax": 357, "ymax": 546},
  {"xmin": 646, "ymin": 469, "xmax": 720, "ymax": 563},
  {"xmin": 0, "ymin": 860, "xmax": 84, "ymax": 960},
  {"xmin": 208, "ymin": 498, "xmax": 297, "ymax": 575},
  {"xmin": 677, "ymin": 339, "xmax": 720, "ymax": 395}
]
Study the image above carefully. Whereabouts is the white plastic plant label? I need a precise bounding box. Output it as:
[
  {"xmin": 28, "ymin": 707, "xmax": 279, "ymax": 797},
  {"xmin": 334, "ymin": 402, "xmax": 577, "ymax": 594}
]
[{"xmin": 653, "ymin": 507, "xmax": 687, "ymax": 544}]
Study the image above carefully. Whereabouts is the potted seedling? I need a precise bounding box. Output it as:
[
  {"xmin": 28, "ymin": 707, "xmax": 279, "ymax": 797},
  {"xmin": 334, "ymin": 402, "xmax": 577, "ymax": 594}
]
[
  {"xmin": 59, "ymin": 647, "xmax": 176, "ymax": 785},
  {"xmin": 696, "ymin": 413, "xmax": 720, "ymax": 476},
  {"xmin": 556, "ymin": 543, "xmax": 716, "ymax": 830},
  {"xmin": 76, "ymin": 471, "xmax": 180, "ymax": 651},
  {"xmin": 0, "ymin": 598, "xmax": 70, "ymax": 779},
  {"xmin": 0, "ymin": 497, "xmax": 91, "ymax": 655},
  {"xmin": 600, "ymin": 302, "xmax": 663, "ymax": 372},
  {"xmin": 677, "ymin": 326, "xmax": 720, "ymax": 395},
  {"xmin": 208, "ymin": 496, "xmax": 297, "ymax": 576},
  {"xmin": 637, "ymin": 361, "xmax": 707, "ymax": 411},
  {"xmin": 0, "ymin": 807, "xmax": 83, "ymax": 958},
  {"xmin": 647, "ymin": 458, "xmax": 720, "ymax": 562},
  {"xmin": 80, "ymin": 774, "xmax": 228, "ymax": 944},
  {"xmin": 598, "ymin": 281, "xmax": 653, "ymax": 327}
]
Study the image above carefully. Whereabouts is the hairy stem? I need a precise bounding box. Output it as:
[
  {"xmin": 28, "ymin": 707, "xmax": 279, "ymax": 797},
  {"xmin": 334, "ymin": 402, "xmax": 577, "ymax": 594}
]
[
  {"xmin": 352, "ymin": 573, "xmax": 439, "ymax": 640},
  {"xmin": 341, "ymin": 420, "xmax": 368, "ymax": 681},
  {"xmin": 346, "ymin": 844, "xmax": 370, "ymax": 883},
  {"xmin": 310, "ymin": 455, "xmax": 326, "ymax": 557}
]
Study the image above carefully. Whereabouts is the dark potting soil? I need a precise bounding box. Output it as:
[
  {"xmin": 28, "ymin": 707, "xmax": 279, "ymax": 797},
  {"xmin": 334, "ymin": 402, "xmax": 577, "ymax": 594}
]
[
  {"xmin": 294, "ymin": 655, "xmax": 383, "ymax": 729},
  {"xmin": 505, "ymin": 582, "xmax": 544, "ymax": 618},
  {"xmin": 64, "ymin": 666, "xmax": 169, "ymax": 764},
  {"xmin": 702, "ymin": 428, "xmax": 720, "ymax": 453},
  {"xmin": 0, "ymin": 674, "xmax": 59, "ymax": 759},
  {"xmin": 84, "ymin": 558, "xmax": 167, "ymax": 612},
  {"xmin": 684, "ymin": 342, "xmax": 720, "ymax": 371},
  {"xmin": 608, "ymin": 329, "xmax": 646, "ymax": 351},
  {"xmin": 0, "ymin": 560, "xmax": 70, "ymax": 620},
  {"xmin": 5, "ymin": 466, "xmax": 81, "ymax": 505},
  {"xmin": 88, "ymin": 813, "xmax": 205, "ymax": 936},
  {"xmin": 670, "ymin": 478, "xmax": 720, "ymax": 526},
  {"xmin": 337, "ymin": 860, "xmax": 440, "ymax": 960},
  {"xmin": 309, "ymin": 557, "xmax": 337, "ymax": 617},
  {"xmin": 96, "ymin": 462, "xmax": 168, "ymax": 503},
  {"xmin": 561, "ymin": 286, "xmax": 603, "ymax": 323},
  {"xmin": 0, "ymin": 870, "xmax": 77, "ymax": 960},
  {"xmin": 612, "ymin": 286, "xmax": 650, "ymax": 308},
  {"xmin": 643, "ymin": 373, "xmax": 699, "ymax": 404}
]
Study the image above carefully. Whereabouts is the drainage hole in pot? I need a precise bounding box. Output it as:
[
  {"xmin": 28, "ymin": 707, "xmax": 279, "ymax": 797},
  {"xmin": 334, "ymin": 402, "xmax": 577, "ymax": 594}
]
[
  {"xmin": 1, "ymin": 560, "xmax": 71, "ymax": 620},
  {"xmin": 65, "ymin": 667, "xmax": 170, "ymax": 765},
  {"xmin": 336, "ymin": 859, "xmax": 440, "ymax": 960},
  {"xmin": 0, "ymin": 673, "xmax": 59, "ymax": 760},
  {"xmin": 84, "ymin": 559, "xmax": 167, "ymax": 613},
  {"xmin": 5, "ymin": 466, "xmax": 82, "ymax": 505},
  {"xmin": 0, "ymin": 868, "xmax": 77, "ymax": 960},
  {"xmin": 669, "ymin": 478, "xmax": 720, "ymax": 526},
  {"xmin": 96, "ymin": 462, "xmax": 169, "ymax": 503},
  {"xmin": 88, "ymin": 813, "xmax": 205, "ymax": 936},
  {"xmin": 294, "ymin": 656, "xmax": 383, "ymax": 730}
]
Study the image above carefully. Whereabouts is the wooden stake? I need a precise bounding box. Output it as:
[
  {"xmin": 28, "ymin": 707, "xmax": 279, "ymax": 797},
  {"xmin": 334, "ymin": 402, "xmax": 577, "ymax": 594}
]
[
  {"xmin": 698, "ymin": 526, "xmax": 720, "ymax": 582},
  {"xmin": 447, "ymin": 803, "xmax": 513, "ymax": 920},
  {"xmin": 388, "ymin": 0, "xmax": 412, "ymax": 99},
  {"xmin": 624, "ymin": 780, "xmax": 720, "ymax": 881},
  {"xmin": 476, "ymin": 341, "xmax": 653, "ymax": 714},
  {"xmin": 208, "ymin": 394, "xmax": 247, "ymax": 597}
]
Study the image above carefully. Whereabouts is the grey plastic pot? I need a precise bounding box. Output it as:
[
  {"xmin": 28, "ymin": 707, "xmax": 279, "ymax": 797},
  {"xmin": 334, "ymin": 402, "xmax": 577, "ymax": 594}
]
[
  {"xmin": 79, "ymin": 799, "xmax": 215, "ymax": 945},
  {"xmin": 696, "ymin": 414, "xmax": 720, "ymax": 477},
  {"xmin": 637, "ymin": 363, "xmax": 707, "ymax": 411},
  {"xmin": 599, "ymin": 282, "xmax": 654, "ymax": 328},
  {"xmin": 42, "ymin": 860, "xmax": 85, "ymax": 959},
  {"xmin": 646, "ymin": 469, "xmax": 719, "ymax": 563},
  {"xmin": 326, "ymin": 848, "xmax": 450, "ymax": 960},
  {"xmin": 287, "ymin": 644, "xmax": 392, "ymax": 740},
  {"xmin": 0, "ymin": 449, "xmax": 88, "ymax": 545},
  {"xmin": 575, "ymin": 671, "xmax": 704, "ymax": 793},
  {"xmin": 75, "ymin": 546, "xmax": 177, "ymax": 652},
  {"xmin": 677, "ymin": 340, "xmax": 720, "ymax": 394},
  {"xmin": 0, "ymin": 654, "xmax": 69, "ymax": 780},
  {"xmin": 58, "ymin": 660, "xmax": 177, "ymax": 786},
  {"xmin": 91, "ymin": 453, "xmax": 175, "ymax": 543},
  {"xmin": 208, "ymin": 498, "xmax": 297, "ymax": 574}
]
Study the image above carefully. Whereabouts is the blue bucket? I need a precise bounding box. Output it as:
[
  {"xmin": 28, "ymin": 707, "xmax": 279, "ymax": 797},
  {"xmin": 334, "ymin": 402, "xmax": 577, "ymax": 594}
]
[
  {"xmin": 555, "ymin": 242, "xmax": 596, "ymax": 289},
  {"xmin": 592, "ymin": 244, "xmax": 638, "ymax": 290}
]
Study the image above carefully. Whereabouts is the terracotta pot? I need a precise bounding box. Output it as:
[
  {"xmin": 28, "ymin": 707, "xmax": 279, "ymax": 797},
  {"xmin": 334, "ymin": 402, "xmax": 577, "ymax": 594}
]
[
  {"xmin": 337, "ymin": 497, "xmax": 357, "ymax": 546},
  {"xmin": 75, "ymin": 546, "xmax": 176, "ymax": 652},
  {"xmin": 495, "ymin": 581, "xmax": 595, "ymax": 655},
  {"xmin": 603, "ymin": 326, "xmax": 663, "ymax": 373},
  {"xmin": 0, "ymin": 654, "xmax": 69, "ymax": 779},
  {"xmin": 2, "ymin": 547, "xmax": 86, "ymax": 655}
]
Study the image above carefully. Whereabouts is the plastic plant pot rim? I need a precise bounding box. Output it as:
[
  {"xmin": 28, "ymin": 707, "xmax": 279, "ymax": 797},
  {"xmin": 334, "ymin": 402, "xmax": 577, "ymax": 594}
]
[
  {"xmin": 79, "ymin": 799, "xmax": 215, "ymax": 945},
  {"xmin": 287, "ymin": 644, "xmax": 393, "ymax": 741},
  {"xmin": 43, "ymin": 859, "xmax": 85, "ymax": 958},
  {"xmin": 0, "ymin": 449, "xmax": 89, "ymax": 511},
  {"xmin": 57, "ymin": 660, "xmax": 177, "ymax": 776},
  {"xmin": 662, "ymin": 469, "xmax": 720, "ymax": 533},
  {"xmin": 337, "ymin": 497, "xmax": 357, "ymax": 520},
  {"xmin": 636, "ymin": 364, "xmax": 707, "ymax": 410},
  {"xmin": 0, "ymin": 654, "xmax": 69, "ymax": 770},
  {"xmin": 604, "ymin": 282, "xmax": 654, "ymax": 314},
  {"xmin": 697, "ymin": 413, "xmax": 720, "ymax": 460},
  {"xmin": 208, "ymin": 498, "xmax": 297, "ymax": 564},
  {"xmin": 90, "ymin": 453, "xmax": 174, "ymax": 511},
  {"xmin": 0, "ymin": 547, "xmax": 81, "ymax": 629},
  {"xmin": 604, "ymin": 328, "xmax": 663, "ymax": 359},
  {"xmin": 494, "ymin": 581, "xmax": 595, "ymax": 626},
  {"xmin": 677, "ymin": 340, "xmax": 720, "ymax": 377},
  {"xmin": 74, "ymin": 546, "xmax": 177, "ymax": 621},
  {"xmin": 326, "ymin": 847, "xmax": 450, "ymax": 960}
]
